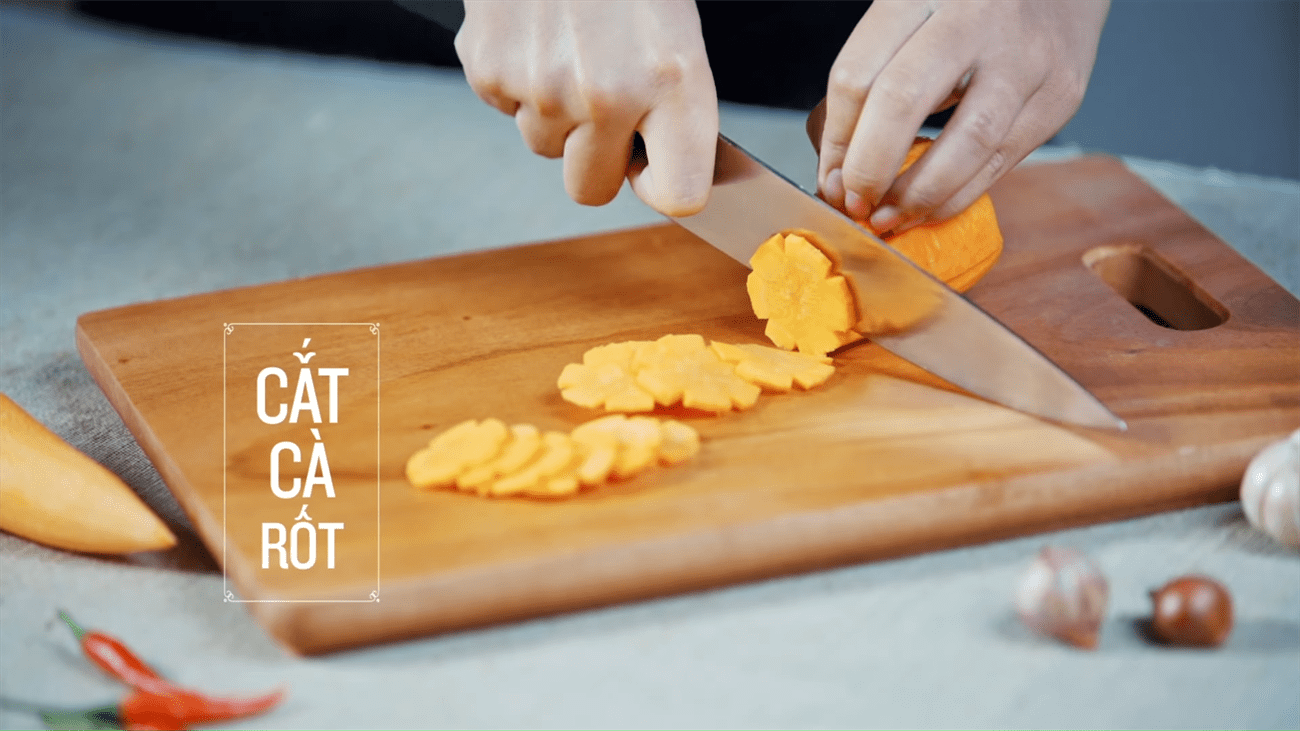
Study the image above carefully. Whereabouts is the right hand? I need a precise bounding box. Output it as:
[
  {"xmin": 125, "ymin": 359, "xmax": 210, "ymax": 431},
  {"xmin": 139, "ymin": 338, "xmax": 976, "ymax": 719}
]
[{"xmin": 455, "ymin": 0, "xmax": 719, "ymax": 217}]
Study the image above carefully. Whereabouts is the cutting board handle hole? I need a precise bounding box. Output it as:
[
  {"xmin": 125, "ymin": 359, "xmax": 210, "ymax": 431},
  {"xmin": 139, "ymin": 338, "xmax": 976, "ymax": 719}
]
[{"xmin": 1082, "ymin": 243, "xmax": 1228, "ymax": 330}]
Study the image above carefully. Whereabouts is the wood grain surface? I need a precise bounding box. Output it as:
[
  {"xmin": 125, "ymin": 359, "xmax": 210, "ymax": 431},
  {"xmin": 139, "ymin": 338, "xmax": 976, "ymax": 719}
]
[{"xmin": 76, "ymin": 156, "xmax": 1299, "ymax": 654}]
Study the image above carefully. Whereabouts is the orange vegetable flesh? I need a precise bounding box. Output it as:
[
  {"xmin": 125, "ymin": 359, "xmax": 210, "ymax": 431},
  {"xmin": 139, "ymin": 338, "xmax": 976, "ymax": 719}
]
[
  {"xmin": 633, "ymin": 334, "xmax": 761, "ymax": 413},
  {"xmin": 0, "ymin": 393, "xmax": 176, "ymax": 554},
  {"xmin": 556, "ymin": 341, "xmax": 656, "ymax": 412},
  {"xmin": 745, "ymin": 138, "xmax": 1005, "ymax": 354},
  {"xmin": 405, "ymin": 415, "xmax": 701, "ymax": 499},
  {"xmin": 559, "ymin": 334, "xmax": 766, "ymax": 414},
  {"xmin": 871, "ymin": 137, "xmax": 1004, "ymax": 294},
  {"xmin": 709, "ymin": 341, "xmax": 835, "ymax": 392},
  {"xmin": 746, "ymin": 233, "xmax": 859, "ymax": 356}
]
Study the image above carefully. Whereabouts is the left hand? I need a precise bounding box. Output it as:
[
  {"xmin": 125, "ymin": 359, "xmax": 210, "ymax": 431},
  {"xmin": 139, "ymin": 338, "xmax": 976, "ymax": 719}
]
[{"xmin": 808, "ymin": 0, "xmax": 1110, "ymax": 233}]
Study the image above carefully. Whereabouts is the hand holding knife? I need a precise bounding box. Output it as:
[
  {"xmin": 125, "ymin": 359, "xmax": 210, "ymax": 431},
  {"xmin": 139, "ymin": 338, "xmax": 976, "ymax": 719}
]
[{"xmin": 404, "ymin": 0, "xmax": 1124, "ymax": 429}]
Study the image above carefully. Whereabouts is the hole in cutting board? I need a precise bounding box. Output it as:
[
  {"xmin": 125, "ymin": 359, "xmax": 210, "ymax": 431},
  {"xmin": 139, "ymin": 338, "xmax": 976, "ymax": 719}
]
[{"xmin": 1082, "ymin": 243, "xmax": 1228, "ymax": 330}]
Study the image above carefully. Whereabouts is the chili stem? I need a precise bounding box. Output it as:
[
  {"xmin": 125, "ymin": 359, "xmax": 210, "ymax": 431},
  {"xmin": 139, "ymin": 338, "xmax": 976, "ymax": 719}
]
[
  {"xmin": 0, "ymin": 696, "xmax": 121, "ymax": 730},
  {"xmin": 57, "ymin": 609, "xmax": 87, "ymax": 641}
]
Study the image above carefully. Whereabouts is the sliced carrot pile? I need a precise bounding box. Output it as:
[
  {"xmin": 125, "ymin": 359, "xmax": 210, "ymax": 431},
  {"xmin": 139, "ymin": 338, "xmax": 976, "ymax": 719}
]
[
  {"xmin": 559, "ymin": 334, "xmax": 764, "ymax": 414},
  {"xmin": 404, "ymin": 418, "xmax": 509, "ymax": 490},
  {"xmin": 573, "ymin": 414, "xmax": 666, "ymax": 479},
  {"xmin": 558, "ymin": 334, "xmax": 838, "ymax": 414},
  {"xmin": 633, "ymin": 334, "xmax": 761, "ymax": 412},
  {"xmin": 405, "ymin": 415, "xmax": 700, "ymax": 499}
]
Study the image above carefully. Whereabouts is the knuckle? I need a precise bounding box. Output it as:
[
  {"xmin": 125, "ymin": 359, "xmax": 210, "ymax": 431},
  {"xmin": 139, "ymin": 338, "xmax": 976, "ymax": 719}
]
[
  {"xmin": 899, "ymin": 180, "xmax": 947, "ymax": 215},
  {"xmin": 985, "ymin": 146, "xmax": 1009, "ymax": 177},
  {"xmin": 962, "ymin": 107, "xmax": 1003, "ymax": 157},
  {"xmin": 529, "ymin": 81, "xmax": 567, "ymax": 119},
  {"xmin": 827, "ymin": 66, "xmax": 866, "ymax": 103},
  {"xmin": 520, "ymin": 134, "xmax": 550, "ymax": 157},
  {"xmin": 932, "ymin": 196, "xmax": 970, "ymax": 222},
  {"xmin": 1057, "ymin": 71, "xmax": 1088, "ymax": 109},
  {"xmin": 517, "ymin": 120, "xmax": 562, "ymax": 158},
  {"xmin": 839, "ymin": 163, "xmax": 885, "ymax": 203},
  {"xmin": 577, "ymin": 81, "xmax": 630, "ymax": 124},
  {"xmin": 870, "ymin": 76, "xmax": 924, "ymax": 115},
  {"xmin": 523, "ymin": 67, "xmax": 570, "ymax": 118},
  {"xmin": 466, "ymin": 71, "xmax": 504, "ymax": 101},
  {"xmin": 533, "ymin": 94, "xmax": 565, "ymax": 121},
  {"xmin": 451, "ymin": 31, "xmax": 472, "ymax": 61},
  {"xmin": 646, "ymin": 57, "xmax": 687, "ymax": 90}
]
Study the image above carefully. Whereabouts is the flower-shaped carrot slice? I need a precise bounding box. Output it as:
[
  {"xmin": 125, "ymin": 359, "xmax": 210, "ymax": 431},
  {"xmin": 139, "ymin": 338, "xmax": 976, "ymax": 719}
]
[
  {"xmin": 493, "ymin": 431, "xmax": 575, "ymax": 497},
  {"xmin": 557, "ymin": 341, "xmax": 656, "ymax": 412},
  {"xmin": 572, "ymin": 414, "xmax": 663, "ymax": 479},
  {"xmin": 709, "ymin": 341, "xmax": 835, "ymax": 392},
  {"xmin": 633, "ymin": 334, "xmax": 761, "ymax": 413},
  {"xmin": 405, "ymin": 418, "xmax": 509, "ymax": 490},
  {"xmin": 746, "ymin": 233, "xmax": 860, "ymax": 356},
  {"xmin": 407, "ymin": 415, "xmax": 703, "ymax": 498},
  {"xmin": 457, "ymin": 423, "xmax": 543, "ymax": 493},
  {"xmin": 658, "ymin": 420, "xmax": 701, "ymax": 465}
]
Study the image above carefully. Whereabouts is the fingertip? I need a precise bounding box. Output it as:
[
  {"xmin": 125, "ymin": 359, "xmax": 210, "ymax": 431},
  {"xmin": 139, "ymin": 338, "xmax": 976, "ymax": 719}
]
[
  {"xmin": 629, "ymin": 170, "xmax": 712, "ymax": 215},
  {"xmin": 567, "ymin": 182, "xmax": 621, "ymax": 208},
  {"xmin": 868, "ymin": 204, "xmax": 902, "ymax": 233},
  {"xmin": 844, "ymin": 189, "xmax": 871, "ymax": 221},
  {"xmin": 629, "ymin": 165, "xmax": 710, "ymax": 217},
  {"xmin": 821, "ymin": 168, "xmax": 846, "ymax": 210}
]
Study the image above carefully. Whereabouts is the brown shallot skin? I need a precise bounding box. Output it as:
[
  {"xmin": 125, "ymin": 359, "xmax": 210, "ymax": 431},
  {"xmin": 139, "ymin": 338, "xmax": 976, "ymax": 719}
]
[{"xmin": 1149, "ymin": 575, "xmax": 1234, "ymax": 648}]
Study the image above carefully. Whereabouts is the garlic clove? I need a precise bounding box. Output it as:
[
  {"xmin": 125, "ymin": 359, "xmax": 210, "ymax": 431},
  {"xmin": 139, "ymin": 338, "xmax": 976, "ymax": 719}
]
[
  {"xmin": 1240, "ymin": 429, "xmax": 1300, "ymax": 548},
  {"xmin": 1014, "ymin": 545, "xmax": 1110, "ymax": 649}
]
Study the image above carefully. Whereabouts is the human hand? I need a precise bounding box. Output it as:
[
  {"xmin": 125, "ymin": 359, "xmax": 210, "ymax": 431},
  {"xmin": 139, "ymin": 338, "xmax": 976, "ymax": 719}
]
[
  {"xmin": 808, "ymin": 0, "xmax": 1109, "ymax": 233},
  {"xmin": 454, "ymin": 0, "xmax": 718, "ymax": 216}
]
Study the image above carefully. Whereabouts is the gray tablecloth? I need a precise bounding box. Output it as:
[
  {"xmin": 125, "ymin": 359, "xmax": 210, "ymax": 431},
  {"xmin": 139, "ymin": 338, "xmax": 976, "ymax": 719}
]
[{"xmin": 2, "ymin": 7, "xmax": 1298, "ymax": 729}]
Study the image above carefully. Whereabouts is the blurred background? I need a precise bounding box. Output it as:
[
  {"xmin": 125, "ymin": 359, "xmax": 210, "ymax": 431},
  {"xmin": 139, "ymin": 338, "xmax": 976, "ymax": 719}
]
[{"xmin": 44, "ymin": 0, "xmax": 1299, "ymax": 180}]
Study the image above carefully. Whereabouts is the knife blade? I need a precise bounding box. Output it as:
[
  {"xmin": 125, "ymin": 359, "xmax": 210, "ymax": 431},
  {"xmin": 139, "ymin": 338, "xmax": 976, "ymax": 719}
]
[{"xmin": 668, "ymin": 134, "xmax": 1126, "ymax": 431}]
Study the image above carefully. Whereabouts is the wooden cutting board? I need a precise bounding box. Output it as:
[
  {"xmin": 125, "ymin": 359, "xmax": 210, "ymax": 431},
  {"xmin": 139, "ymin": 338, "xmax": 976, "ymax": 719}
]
[{"xmin": 76, "ymin": 156, "xmax": 1299, "ymax": 654}]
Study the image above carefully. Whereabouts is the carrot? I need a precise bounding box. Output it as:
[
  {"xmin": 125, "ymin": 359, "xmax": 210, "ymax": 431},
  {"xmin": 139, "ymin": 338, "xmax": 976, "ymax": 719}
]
[
  {"xmin": 872, "ymin": 138, "xmax": 1005, "ymax": 293},
  {"xmin": 0, "ymin": 393, "xmax": 175, "ymax": 554},
  {"xmin": 745, "ymin": 138, "xmax": 1006, "ymax": 355},
  {"xmin": 405, "ymin": 414, "xmax": 702, "ymax": 498}
]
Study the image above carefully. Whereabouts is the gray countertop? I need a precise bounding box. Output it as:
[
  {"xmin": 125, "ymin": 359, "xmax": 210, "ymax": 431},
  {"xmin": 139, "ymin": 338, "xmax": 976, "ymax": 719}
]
[{"xmin": 2, "ymin": 7, "xmax": 1298, "ymax": 729}]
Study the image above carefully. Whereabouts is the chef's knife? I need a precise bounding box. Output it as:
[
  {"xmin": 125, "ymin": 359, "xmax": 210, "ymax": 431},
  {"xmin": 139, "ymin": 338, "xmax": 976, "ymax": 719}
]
[
  {"xmin": 670, "ymin": 135, "xmax": 1126, "ymax": 431},
  {"xmin": 396, "ymin": 1, "xmax": 1121, "ymax": 429}
]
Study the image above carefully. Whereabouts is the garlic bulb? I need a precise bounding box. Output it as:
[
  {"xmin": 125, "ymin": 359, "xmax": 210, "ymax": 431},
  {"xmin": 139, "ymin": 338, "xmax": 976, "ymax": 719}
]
[
  {"xmin": 1240, "ymin": 429, "xmax": 1300, "ymax": 547},
  {"xmin": 1014, "ymin": 545, "xmax": 1109, "ymax": 649}
]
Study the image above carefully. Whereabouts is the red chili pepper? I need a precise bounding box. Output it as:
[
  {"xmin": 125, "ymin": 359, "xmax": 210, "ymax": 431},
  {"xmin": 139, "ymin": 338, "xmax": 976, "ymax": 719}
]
[
  {"xmin": 59, "ymin": 610, "xmax": 174, "ymax": 696},
  {"xmin": 120, "ymin": 687, "xmax": 286, "ymax": 730},
  {"xmin": 55, "ymin": 610, "xmax": 286, "ymax": 729},
  {"xmin": 33, "ymin": 688, "xmax": 285, "ymax": 731}
]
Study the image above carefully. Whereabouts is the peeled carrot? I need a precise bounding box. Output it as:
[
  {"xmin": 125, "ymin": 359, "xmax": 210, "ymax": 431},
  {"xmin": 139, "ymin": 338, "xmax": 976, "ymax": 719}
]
[{"xmin": 0, "ymin": 394, "xmax": 175, "ymax": 554}]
